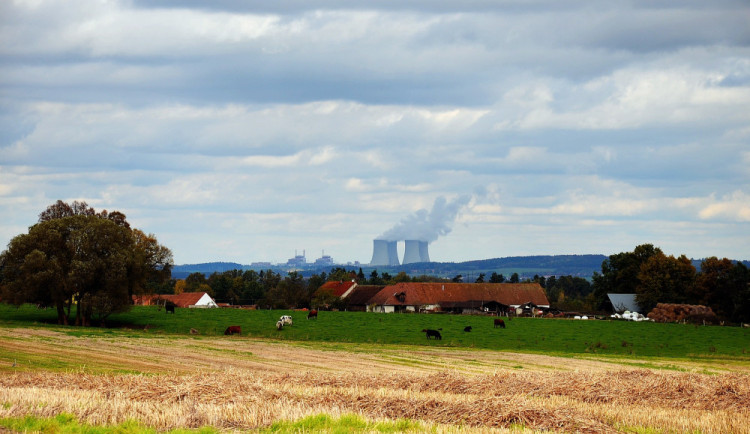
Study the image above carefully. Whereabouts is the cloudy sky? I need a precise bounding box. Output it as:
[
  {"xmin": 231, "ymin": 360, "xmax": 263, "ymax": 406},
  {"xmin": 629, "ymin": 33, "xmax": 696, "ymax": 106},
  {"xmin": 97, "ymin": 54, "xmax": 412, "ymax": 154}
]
[{"xmin": 1, "ymin": 0, "xmax": 749, "ymax": 266}]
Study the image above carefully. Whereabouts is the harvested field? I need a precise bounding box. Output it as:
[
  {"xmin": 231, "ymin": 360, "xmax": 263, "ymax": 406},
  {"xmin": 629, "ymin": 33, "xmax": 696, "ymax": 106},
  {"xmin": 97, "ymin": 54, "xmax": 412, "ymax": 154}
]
[{"xmin": 1, "ymin": 328, "xmax": 750, "ymax": 433}]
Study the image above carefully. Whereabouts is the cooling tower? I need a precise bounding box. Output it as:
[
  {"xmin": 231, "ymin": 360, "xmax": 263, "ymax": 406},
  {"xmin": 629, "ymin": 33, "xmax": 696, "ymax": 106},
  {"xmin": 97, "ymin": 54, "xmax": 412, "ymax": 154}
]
[
  {"xmin": 418, "ymin": 240, "xmax": 430, "ymax": 262},
  {"xmin": 403, "ymin": 240, "xmax": 429, "ymax": 264},
  {"xmin": 387, "ymin": 241, "xmax": 399, "ymax": 266},
  {"xmin": 370, "ymin": 239, "xmax": 400, "ymax": 266}
]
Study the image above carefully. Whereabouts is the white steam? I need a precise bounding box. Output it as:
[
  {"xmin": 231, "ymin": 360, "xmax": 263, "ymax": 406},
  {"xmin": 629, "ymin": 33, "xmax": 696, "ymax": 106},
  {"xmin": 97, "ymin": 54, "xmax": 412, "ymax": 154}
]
[{"xmin": 377, "ymin": 194, "xmax": 472, "ymax": 243}]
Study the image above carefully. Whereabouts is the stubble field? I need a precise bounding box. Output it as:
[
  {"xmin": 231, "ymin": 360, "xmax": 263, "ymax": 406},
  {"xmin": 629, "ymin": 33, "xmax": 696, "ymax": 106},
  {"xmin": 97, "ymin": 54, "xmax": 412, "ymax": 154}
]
[{"xmin": 1, "ymin": 323, "xmax": 750, "ymax": 433}]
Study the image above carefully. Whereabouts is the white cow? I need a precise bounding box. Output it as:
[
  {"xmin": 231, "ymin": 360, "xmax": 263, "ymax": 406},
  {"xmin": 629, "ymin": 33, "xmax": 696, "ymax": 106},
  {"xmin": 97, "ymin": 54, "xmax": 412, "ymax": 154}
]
[
  {"xmin": 279, "ymin": 315, "xmax": 293, "ymax": 326},
  {"xmin": 276, "ymin": 320, "xmax": 284, "ymax": 330}
]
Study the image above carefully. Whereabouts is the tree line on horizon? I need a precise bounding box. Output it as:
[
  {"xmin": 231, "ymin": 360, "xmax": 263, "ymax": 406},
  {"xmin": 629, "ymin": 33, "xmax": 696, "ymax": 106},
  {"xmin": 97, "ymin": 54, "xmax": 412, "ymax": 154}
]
[
  {"xmin": 172, "ymin": 244, "xmax": 749, "ymax": 323},
  {"xmin": 2, "ymin": 202, "xmax": 748, "ymax": 325}
]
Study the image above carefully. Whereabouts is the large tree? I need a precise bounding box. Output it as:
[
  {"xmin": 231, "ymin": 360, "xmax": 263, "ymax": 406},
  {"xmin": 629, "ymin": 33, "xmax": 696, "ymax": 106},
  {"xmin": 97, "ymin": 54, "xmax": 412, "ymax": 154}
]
[
  {"xmin": 695, "ymin": 257, "xmax": 750, "ymax": 322},
  {"xmin": 635, "ymin": 253, "xmax": 696, "ymax": 312},
  {"xmin": 591, "ymin": 244, "xmax": 663, "ymax": 309},
  {"xmin": 0, "ymin": 201, "xmax": 172, "ymax": 325}
]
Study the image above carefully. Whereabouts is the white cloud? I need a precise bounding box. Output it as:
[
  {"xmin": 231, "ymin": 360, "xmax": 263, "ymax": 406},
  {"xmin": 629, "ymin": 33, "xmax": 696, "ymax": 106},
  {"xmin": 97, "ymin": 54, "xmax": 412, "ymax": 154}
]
[{"xmin": 699, "ymin": 191, "xmax": 750, "ymax": 222}]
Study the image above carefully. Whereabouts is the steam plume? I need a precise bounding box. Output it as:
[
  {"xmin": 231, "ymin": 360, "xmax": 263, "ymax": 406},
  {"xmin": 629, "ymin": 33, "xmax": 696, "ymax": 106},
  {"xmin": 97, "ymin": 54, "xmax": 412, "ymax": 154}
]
[{"xmin": 378, "ymin": 194, "xmax": 471, "ymax": 243}]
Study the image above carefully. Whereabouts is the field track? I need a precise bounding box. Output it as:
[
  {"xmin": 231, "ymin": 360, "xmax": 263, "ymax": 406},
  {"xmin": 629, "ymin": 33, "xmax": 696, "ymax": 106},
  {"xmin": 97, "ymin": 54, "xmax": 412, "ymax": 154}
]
[{"xmin": 2, "ymin": 328, "xmax": 750, "ymax": 433}]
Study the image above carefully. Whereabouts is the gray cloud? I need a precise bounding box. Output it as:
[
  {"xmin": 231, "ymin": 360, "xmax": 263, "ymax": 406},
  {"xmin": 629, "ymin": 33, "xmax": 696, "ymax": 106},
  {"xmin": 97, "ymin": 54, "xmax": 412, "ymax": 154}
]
[{"xmin": 1, "ymin": 0, "xmax": 748, "ymax": 264}]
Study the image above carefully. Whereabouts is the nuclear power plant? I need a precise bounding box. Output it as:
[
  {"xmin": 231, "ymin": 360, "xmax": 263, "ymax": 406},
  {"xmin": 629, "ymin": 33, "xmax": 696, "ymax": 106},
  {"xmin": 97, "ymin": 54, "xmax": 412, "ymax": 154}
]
[{"xmin": 370, "ymin": 239, "xmax": 430, "ymax": 266}]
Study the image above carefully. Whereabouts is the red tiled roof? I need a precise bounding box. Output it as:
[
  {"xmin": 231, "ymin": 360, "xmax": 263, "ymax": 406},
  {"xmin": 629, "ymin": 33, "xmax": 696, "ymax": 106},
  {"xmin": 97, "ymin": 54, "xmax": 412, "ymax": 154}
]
[
  {"xmin": 367, "ymin": 282, "xmax": 549, "ymax": 307},
  {"xmin": 132, "ymin": 292, "xmax": 212, "ymax": 308},
  {"xmin": 166, "ymin": 292, "xmax": 211, "ymax": 307},
  {"xmin": 315, "ymin": 280, "xmax": 357, "ymax": 297}
]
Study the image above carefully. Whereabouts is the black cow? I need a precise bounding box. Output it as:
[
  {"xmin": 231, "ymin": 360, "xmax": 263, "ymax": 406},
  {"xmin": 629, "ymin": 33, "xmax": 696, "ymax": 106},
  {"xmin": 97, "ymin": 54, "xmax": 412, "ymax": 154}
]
[
  {"xmin": 463, "ymin": 326, "xmax": 472, "ymax": 332},
  {"xmin": 421, "ymin": 328, "xmax": 442, "ymax": 340},
  {"xmin": 165, "ymin": 303, "xmax": 175, "ymax": 314},
  {"xmin": 224, "ymin": 325, "xmax": 242, "ymax": 335},
  {"xmin": 494, "ymin": 318, "xmax": 506, "ymax": 328}
]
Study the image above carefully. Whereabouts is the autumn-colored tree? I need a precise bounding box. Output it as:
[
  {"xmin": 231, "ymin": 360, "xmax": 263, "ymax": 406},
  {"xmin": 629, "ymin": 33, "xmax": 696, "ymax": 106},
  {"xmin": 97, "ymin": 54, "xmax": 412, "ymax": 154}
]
[
  {"xmin": 174, "ymin": 279, "xmax": 187, "ymax": 294},
  {"xmin": 635, "ymin": 253, "xmax": 696, "ymax": 312}
]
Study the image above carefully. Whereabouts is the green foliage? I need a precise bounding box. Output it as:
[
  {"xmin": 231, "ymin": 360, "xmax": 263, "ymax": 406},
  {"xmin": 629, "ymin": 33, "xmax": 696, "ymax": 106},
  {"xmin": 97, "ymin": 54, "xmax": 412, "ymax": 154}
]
[
  {"xmin": 489, "ymin": 272, "xmax": 505, "ymax": 283},
  {"xmin": 545, "ymin": 275, "xmax": 592, "ymax": 306},
  {"xmin": 0, "ymin": 201, "xmax": 172, "ymax": 327},
  {"xmin": 592, "ymin": 244, "xmax": 663, "ymax": 309}
]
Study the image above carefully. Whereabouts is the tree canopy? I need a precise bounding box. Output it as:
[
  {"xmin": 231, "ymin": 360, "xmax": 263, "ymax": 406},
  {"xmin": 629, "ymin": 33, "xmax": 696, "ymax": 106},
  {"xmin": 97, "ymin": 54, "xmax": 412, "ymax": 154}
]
[
  {"xmin": 0, "ymin": 201, "xmax": 173, "ymax": 325},
  {"xmin": 591, "ymin": 244, "xmax": 750, "ymax": 322}
]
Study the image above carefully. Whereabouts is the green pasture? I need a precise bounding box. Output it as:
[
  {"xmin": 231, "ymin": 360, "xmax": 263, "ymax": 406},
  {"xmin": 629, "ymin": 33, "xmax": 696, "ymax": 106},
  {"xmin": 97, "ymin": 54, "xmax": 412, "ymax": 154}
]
[{"xmin": 1, "ymin": 304, "xmax": 749, "ymax": 360}]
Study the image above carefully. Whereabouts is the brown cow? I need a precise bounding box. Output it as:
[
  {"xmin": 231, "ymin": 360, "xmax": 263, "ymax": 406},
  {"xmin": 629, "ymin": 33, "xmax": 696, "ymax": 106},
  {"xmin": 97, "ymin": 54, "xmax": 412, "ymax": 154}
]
[
  {"xmin": 224, "ymin": 325, "xmax": 241, "ymax": 335},
  {"xmin": 494, "ymin": 318, "xmax": 506, "ymax": 329},
  {"xmin": 307, "ymin": 309, "xmax": 318, "ymax": 320}
]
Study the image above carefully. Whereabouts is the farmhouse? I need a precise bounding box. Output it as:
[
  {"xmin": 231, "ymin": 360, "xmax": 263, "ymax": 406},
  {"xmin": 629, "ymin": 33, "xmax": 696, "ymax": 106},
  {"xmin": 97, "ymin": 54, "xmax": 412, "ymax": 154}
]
[
  {"xmin": 132, "ymin": 292, "xmax": 218, "ymax": 308},
  {"xmin": 367, "ymin": 282, "xmax": 549, "ymax": 314}
]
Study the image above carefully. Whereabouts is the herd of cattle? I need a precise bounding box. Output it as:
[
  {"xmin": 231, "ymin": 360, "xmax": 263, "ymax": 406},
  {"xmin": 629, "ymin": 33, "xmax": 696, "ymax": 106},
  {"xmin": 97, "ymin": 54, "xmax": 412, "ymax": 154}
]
[
  {"xmin": 215, "ymin": 309, "xmax": 509, "ymax": 339},
  {"xmin": 420, "ymin": 318, "xmax": 507, "ymax": 340}
]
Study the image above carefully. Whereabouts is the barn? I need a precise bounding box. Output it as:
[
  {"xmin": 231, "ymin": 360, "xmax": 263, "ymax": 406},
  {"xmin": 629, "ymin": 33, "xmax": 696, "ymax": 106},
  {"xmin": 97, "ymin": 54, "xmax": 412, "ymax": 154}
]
[
  {"xmin": 366, "ymin": 282, "xmax": 549, "ymax": 315},
  {"xmin": 343, "ymin": 285, "xmax": 386, "ymax": 311},
  {"xmin": 132, "ymin": 292, "xmax": 218, "ymax": 308}
]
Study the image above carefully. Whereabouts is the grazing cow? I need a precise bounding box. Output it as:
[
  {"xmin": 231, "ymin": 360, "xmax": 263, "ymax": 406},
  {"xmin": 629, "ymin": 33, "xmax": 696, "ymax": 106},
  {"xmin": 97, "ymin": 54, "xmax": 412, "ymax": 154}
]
[
  {"xmin": 421, "ymin": 329, "xmax": 442, "ymax": 340},
  {"xmin": 463, "ymin": 326, "xmax": 472, "ymax": 332},
  {"xmin": 494, "ymin": 318, "xmax": 506, "ymax": 329},
  {"xmin": 224, "ymin": 325, "xmax": 242, "ymax": 335},
  {"xmin": 165, "ymin": 304, "xmax": 175, "ymax": 314},
  {"xmin": 307, "ymin": 310, "xmax": 318, "ymax": 320},
  {"xmin": 276, "ymin": 320, "xmax": 284, "ymax": 330},
  {"xmin": 279, "ymin": 315, "xmax": 293, "ymax": 326}
]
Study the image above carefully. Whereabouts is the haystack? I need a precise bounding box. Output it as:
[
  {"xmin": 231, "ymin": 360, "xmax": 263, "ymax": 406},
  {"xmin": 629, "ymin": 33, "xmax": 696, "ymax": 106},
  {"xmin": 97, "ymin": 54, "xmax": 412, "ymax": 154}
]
[{"xmin": 647, "ymin": 303, "xmax": 716, "ymax": 324}]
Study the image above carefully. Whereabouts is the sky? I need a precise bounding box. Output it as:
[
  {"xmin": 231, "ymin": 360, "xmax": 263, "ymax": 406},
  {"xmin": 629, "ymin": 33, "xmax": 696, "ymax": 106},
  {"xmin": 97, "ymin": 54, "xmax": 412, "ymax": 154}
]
[{"xmin": 1, "ymin": 0, "xmax": 749, "ymax": 266}]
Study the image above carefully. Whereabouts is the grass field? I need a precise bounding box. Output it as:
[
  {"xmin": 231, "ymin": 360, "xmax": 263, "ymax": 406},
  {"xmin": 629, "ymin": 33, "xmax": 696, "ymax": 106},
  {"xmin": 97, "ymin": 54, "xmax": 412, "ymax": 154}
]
[
  {"xmin": 2, "ymin": 304, "xmax": 750, "ymax": 433},
  {"xmin": 2, "ymin": 304, "xmax": 749, "ymax": 360}
]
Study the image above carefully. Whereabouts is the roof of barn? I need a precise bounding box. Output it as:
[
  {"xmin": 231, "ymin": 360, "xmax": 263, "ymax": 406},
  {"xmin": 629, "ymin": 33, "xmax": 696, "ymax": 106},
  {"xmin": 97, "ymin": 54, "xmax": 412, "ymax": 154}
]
[
  {"xmin": 315, "ymin": 280, "xmax": 357, "ymax": 297},
  {"xmin": 367, "ymin": 282, "xmax": 549, "ymax": 307},
  {"xmin": 344, "ymin": 285, "xmax": 386, "ymax": 305},
  {"xmin": 157, "ymin": 292, "xmax": 214, "ymax": 307}
]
